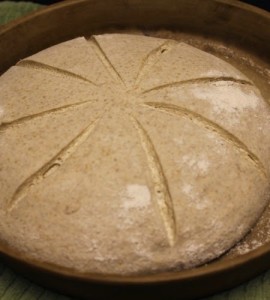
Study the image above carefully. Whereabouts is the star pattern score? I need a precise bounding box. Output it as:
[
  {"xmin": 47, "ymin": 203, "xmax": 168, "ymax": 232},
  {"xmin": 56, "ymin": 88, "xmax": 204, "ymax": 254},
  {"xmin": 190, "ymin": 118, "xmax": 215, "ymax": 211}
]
[{"xmin": 1, "ymin": 35, "xmax": 268, "ymax": 247}]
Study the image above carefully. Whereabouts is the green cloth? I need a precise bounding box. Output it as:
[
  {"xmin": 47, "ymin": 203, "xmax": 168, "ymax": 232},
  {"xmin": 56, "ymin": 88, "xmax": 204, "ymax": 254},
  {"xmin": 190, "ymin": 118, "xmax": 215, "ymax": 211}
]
[
  {"xmin": 0, "ymin": 1, "xmax": 42, "ymax": 25},
  {"xmin": 0, "ymin": 1, "xmax": 269, "ymax": 299}
]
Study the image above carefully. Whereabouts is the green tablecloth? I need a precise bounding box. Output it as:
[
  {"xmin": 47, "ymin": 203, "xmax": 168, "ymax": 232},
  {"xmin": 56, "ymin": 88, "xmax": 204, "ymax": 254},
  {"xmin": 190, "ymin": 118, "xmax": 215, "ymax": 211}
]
[
  {"xmin": 0, "ymin": 1, "xmax": 269, "ymax": 299},
  {"xmin": 0, "ymin": 1, "xmax": 42, "ymax": 25}
]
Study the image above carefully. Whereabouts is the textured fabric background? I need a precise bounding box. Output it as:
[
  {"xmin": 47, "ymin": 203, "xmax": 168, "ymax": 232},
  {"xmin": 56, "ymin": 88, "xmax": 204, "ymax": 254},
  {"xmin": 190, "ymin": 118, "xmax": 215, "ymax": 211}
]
[
  {"xmin": 0, "ymin": 1, "xmax": 270, "ymax": 299},
  {"xmin": 0, "ymin": 1, "xmax": 42, "ymax": 25}
]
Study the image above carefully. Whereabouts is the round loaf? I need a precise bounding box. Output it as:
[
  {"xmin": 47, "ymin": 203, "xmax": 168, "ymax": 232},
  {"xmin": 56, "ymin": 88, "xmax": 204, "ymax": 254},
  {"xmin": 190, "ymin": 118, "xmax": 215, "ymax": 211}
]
[{"xmin": 0, "ymin": 34, "xmax": 270, "ymax": 275}]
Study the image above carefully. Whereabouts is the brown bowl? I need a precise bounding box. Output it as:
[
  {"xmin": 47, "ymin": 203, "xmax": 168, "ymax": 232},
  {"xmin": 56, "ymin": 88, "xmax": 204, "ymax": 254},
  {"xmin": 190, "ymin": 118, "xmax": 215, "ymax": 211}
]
[{"xmin": 0, "ymin": 0, "xmax": 270, "ymax": 299}]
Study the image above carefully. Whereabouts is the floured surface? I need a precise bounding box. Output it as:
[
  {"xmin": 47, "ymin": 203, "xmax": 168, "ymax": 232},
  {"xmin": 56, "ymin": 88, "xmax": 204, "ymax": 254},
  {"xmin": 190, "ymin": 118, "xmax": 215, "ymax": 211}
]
[{"xmin": 0, "ymin": 34, "xmax": 270, "ymax": 275}]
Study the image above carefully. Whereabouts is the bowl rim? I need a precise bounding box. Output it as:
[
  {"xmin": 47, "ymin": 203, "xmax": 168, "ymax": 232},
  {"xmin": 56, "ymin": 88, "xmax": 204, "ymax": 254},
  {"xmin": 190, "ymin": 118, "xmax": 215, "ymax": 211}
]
[
  {"xmin": 0, "ymin": 0, "xmax": 270, "ymax": 36},
  {"xmin": 1, "ymin": 238, "xmax": 270, "ymax": 284}
]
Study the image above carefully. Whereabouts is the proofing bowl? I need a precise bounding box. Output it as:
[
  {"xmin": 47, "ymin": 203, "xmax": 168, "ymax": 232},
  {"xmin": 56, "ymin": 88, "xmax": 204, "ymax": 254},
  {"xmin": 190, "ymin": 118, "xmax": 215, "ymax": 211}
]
[{"xmin": 0, "ymin": 0, "xmax": 270, "ymax": 299}]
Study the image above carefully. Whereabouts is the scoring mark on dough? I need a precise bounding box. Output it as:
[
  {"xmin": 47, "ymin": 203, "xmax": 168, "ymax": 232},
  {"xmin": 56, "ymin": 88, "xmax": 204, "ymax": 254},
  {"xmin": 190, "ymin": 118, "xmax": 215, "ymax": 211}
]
[
  {"xmin": 89, "ymin": 36, "xmax": 126, "ymax": 88},
  {"xmin": 17, "ymin": 60, "xmax": 98, "ymax": 86},
  {"xmin": 133, "ymin": 40, "xmax": 177, "ymax": 89},
  {"xmin": 0, "ymin": 100, "xmax": 94, "ymax": 132},
  {"xmin": 131, "ymin": 115, "xmax": 177, "ymax": 247},
  {"xmin": 7, "ymin": 117, "xmax": 101, "ymax": 212},
  {"xmin": 144, "ymin": 102, "xmax": 267, "ymax": 179},
  {"xmin": 141, "ymin": 77, "xmax": 253, "ymax": 94}
]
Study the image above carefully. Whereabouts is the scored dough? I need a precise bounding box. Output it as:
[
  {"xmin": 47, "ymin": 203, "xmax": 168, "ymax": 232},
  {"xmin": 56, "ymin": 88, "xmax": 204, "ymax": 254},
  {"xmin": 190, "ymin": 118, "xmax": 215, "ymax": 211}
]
[{"xmin": 0, "ymin": 34, "xmax": 270, "ymax": 275}]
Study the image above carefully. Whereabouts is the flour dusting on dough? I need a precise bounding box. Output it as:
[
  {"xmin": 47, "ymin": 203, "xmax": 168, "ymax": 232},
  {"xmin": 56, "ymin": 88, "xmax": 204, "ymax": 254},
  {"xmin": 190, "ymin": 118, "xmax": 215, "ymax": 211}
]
[
  {"xmin": 181, "ymin": 153, "xmax": 210, "ymax": 175},
  {"xmin": 182, "ymin": 183, "xmax": 209, "ymax": 210},
  {"xmin": 203, "ymin": 70, "xmax": 229, "ymax": 78},
  {"xmin": 202, "ymin": 68, "xmax": 244, "ymax": 79},
  {"xmin": 182, "ymin": 183, "xmax": 193, "ymax": 196},
  {"xmin": 191, "ymin": 83, "xmax": 260, "ymax": 122},
  {"xmin": 121, "ymin": 184, "xmax": 151, "ymax": 209},
  {"xmin": 173, "ymin": 137, "xmax": 184, "ymax": 146}
]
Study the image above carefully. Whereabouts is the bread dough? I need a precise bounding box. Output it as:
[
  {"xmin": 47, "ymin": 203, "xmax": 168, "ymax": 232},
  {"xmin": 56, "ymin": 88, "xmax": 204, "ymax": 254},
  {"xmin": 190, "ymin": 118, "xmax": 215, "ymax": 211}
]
[{"xmin": 0, "ymin": 34, "xmax": 270, "ymax": 275}]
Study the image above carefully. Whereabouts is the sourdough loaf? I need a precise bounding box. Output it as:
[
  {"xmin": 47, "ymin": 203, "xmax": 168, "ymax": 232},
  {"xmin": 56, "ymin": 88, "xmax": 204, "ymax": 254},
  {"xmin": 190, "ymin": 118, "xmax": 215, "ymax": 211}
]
[{"xmin": 0, "ymin": 34, "xmax": 270, "ymax": 275}]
